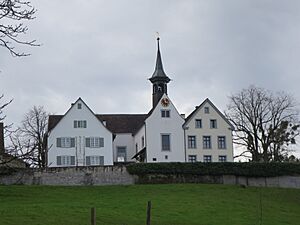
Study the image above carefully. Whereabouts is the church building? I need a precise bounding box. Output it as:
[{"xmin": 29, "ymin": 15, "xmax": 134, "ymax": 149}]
[{"xmin": 47, "ymin": 38, "xmax": 233, "ymax": 167}]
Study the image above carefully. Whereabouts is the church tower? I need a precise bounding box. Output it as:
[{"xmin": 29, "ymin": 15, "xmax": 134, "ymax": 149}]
[{"xmin": 149, "ymin": 37, "xmax": 171, "ymax": 107}]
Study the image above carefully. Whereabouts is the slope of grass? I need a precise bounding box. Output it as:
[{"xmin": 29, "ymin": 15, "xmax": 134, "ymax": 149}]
[{"xmin": 0, "ymin": 184, "xmax": 299, "ymax": 225}]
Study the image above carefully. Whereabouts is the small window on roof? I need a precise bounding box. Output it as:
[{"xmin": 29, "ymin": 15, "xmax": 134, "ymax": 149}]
[{"xmin": 78, "ymin": 103, "xmax": 82, "ymax": 109}]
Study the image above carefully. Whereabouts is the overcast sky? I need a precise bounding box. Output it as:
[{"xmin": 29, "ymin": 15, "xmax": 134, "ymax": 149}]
[{"xmin": 1, "ymin": 0, "xmax": 300, "ymax": 156}]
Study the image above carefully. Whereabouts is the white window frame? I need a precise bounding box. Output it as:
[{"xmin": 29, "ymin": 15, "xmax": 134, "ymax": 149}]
[
  {"xmin": 203, "ymin": 155, "xmax": 212, "ymax": 163},
  {"xmin": 161, "ymin": 110, "xmax": 170, "ymax": 118},
  {"xmin": 218, "ymin": 136, "xmax": 226, "ymax": 149},
  {"xmin": 161, "ymin": 134, "xmax": 171, "ymax": 151},
  {"xmin": 188, "ymin": 155, "xmax": 197, "ymax": 163},
  {"xmin": 195, "ymin": 119, "xmax": 202, "ymax": 128}
]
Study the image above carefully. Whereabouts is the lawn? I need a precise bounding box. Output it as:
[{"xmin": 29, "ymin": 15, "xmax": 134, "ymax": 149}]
[{"xmin": 0, "ymin": 184, "xmax": 299, "ymax": 225}]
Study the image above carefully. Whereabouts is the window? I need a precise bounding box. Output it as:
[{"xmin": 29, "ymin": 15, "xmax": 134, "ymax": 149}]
[
  {"xmin": 74, "ymin": 120, "xmax": 87, "ymax": 128},
  {"xmin": 161, "ymin": 110, "xmax": 170, "ymax": 118},
  {"xmin": 204, "ymin": 107, "xmax": 209, "ymax": 114},
  {"xmin": 210, "ymin": 119, "xmax": 217, "ymax": 129},
  {"xmin": 203, "ymin": 136, "xmax": 211, "ymax": 149},
  {"xmin": 161, "ymin": 134, "xmax": 171, "ymax": 151},
  {"xmin": 165, "ymin": 155, "xmax": 168, "ymax": 160},
  {"xmin": 56, "ymin": 137, "xmax": 75, "ymax": 148},
  {"xmin": 219, "ymin": 155, "xmax": 227, "ymax": 162},
  {"xmin": 142, "ymin": 136, "xmax": 145, "ymax": 148},
  {"xmin": 153, "ymin": 158, "xmax": 157, "ymax": 161},
  {"xmin": 203, "ymin": 155, "xmax": 212, "ymax": 163},
  {"xmin": 188, "ymin": 136, "xmax": 197, "ymax": 149},
  {"xmin": 195, "ymin": 119, "xmax": 202, "ymax": 128},
  {"xmin": 116, "ymin": 147, "xmax": 127, "ymax": 162},
  {"xmin": 188, "ymin": 155, "xmax": 197, "ymax": 162},
  {"xmin": 77, "ymin": 103, "xmax": 82, "ymax": 109},
  {"xmin": 56, "ymin": 155, "xmax": 75, "ymax": 166},
  {"xmin": 86, "ymin": 137, "xmax": 104, "ymax": 148},
  {"xmin": 86, "ymin": 156, "xmax": 104, "ymax": 166},
  {"xmin": 218, "ymin": 136, "xmax": 226, "ymax": 149},
  {"xmin": 135, "ymin": 143, "xmax": 138, "ymax": 153}
]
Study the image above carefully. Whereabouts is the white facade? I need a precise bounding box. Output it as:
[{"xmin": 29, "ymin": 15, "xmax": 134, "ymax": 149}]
[
  {"xmin": 47, "ymin": 98, "xmax": 113, "ymax": 167},
  {"xmin": 184, "ymin": 98, "xmax": 234, "ymax": 162},
  {"xmin": 145, "ymin": 94, "xmax": 185, "ymax": 162},
  {"xmin": 113, "ymin": 133, "xmax": 134, "ymax": 162}
]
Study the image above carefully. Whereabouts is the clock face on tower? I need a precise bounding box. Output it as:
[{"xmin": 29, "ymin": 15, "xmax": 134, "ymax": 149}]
[{"xmin": 161, "ymin": 98, "xmax": 170, "ymax": 107}]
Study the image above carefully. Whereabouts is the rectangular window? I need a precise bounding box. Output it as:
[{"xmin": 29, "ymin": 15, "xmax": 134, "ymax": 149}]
[
  {"xmin": 56, "ymin": 155, "xmax": 75, "ymax": 166},
  {"xmin": 142, "ymin": 136, "xmax": 145, "ymax": 148},
  {"xmin": 86, "ymin": 137, "xmax": 104, "ymax": 148},
  {"xmin": 56, "ymin": 137, "xmax": 75, "ymax": 148},
  {"xmin": 204, "ymin": 107, "xmax": 209, "ymax": 114},
  {"xmin": 188, "ymin": 155, "xmax": 197, "ymax": 163},
  {"xmin": 86, "ymin": 156, "xmax": 104, "ymax": 166},
  {"xmin": 210, "ymin": 119, "xmax": 217, "ymax": 129},
  {"xmin": 161, "ymin": 110, "xmax": 170, "ymax": 118},
  {"xmin": 161, "ymin": 134, "xmax": 171, "ymax": 151},
  {"xmin": 203, "ymin": 136, "xmax": 211, "ymax": 149},
  {"xmin": 203, "ymin": 155, "xmax": 212, "ymax": 163},
  {"xmin": 116, "ymin": 147, "xmax": 127, "ymax": 162},
  {"xmin": 77, "ymin": 103, "xmax": 82, "ymax": 109},
  {"xmin": 218, "ymin": 136, "xmax": 226, "ymax": 149},
  {"xmin": 188, "ymin": 136, "xmax": 197, "ymax": 149},
  {"xmin": 219, "ymin": 155, "xmax": 227, "ymax": 162},
  {"xmin": 195, "ymin": 119, "xmax": 202, "ymax": 128},
  {"xmin": 74, "ymin": 120, "xmax": 87, "ymax": 128}
]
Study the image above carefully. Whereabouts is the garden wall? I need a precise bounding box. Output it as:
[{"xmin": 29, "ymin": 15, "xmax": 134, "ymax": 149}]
[{"xmin": 0, "ymin": 165, "xmax": 300, "ymax": 188}]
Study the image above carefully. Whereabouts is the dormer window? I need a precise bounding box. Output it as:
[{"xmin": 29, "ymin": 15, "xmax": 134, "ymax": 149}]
[
  {"xmin": 204, "ymin": 107, "xmax": 209, "ymax": 114},
  {"xmin": 78, "ymin": 103, "xmax": 82, "ymax": 109}
]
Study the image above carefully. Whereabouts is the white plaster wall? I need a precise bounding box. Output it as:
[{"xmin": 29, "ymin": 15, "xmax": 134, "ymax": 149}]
[
  {"xmin": 48, "ymin": 99, "xmax": 113, "ymax": 167},
  {"xmin": 145, "ymin": 94, "xmax": 185, "ymax": 162},
  {"xmin": 134, "ymin": 125, "xmax": 146, "ymax": 154},
  {"xmin": 113, "ymin": 133, "xmax": 134, "ymax": 162},
  {"xmin": 185, "ymin": 100, "xmax": 233, "ymax": 162}
]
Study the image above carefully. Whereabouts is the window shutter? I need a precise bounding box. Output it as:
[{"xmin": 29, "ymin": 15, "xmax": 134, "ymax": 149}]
[
  {"xmin": 99, "ymin": 156, "xmax": 104, "ymax": 165},
  {"xmin": 70, "ymin": 156, "xmax": 75, "ymax": 165},
  {"xmin": 99, "ymin": 138, "xmax": 104, "ymax": 147},
  {"xmin": 86, "ymin": 138, "xmax": 90, "ymax": 147},
  {"xmin": 57, "ymin": 156, "xmax": 62, "ymax": 165},
  {"xmin": 86, "ymin": 156, "xmax": 91, "ymax": 166},
  {"xmin": 71, "ymin": 138, "xmax": 75, "ymax": 147},
  {"xmin": 74, "ymin": 121, "xmax": 77, "ymax": 128},
  {"xmin": 57, "ymin": 138, "xmax": 61, "ymax": 147}
]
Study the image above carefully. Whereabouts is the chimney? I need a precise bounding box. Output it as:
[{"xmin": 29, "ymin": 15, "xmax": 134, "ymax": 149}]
[{"xmin": 0, "ymin": 123, "xmax": 4, "ymax": 154}]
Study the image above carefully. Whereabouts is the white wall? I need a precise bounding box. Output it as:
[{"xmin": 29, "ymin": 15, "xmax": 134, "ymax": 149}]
[
  {"xmin": 113, "ymin": 133, "xmax": 134, "ymax": 162},
  {"xmin": 145, "ymin": 94, "xmax": 185, "ymax": 162},
  {"xmin": 185, "ymin": 100, "xmax": 233, "ymax": 162},
  {"xmin": 48, "ymin": 99, "xmax": 113, "ymax": 167}
]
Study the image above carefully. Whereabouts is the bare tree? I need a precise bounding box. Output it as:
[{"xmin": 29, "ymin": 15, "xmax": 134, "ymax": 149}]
[
  {"xmin": 0, "ymin": 94, "xmax": 12, "ymax": 121},
  {"xmin": 226, "ymin": 86, "xmax": 299, "ymax": 162},
  {"xmin": 8, "ymin": 106, "xmax": 48, "ymax": 168},
  {"xmin": 0, "ymin": 0, "xmax": 38, "ymax": 56}
]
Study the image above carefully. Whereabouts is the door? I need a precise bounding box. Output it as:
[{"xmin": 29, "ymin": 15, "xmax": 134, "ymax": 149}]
[{"xmin": 116, "ymin": 146, "xmax": 127, "ymax": 162}]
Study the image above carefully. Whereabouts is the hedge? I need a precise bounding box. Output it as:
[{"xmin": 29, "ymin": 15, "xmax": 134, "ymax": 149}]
[{"xmin": 126, "ymin": 162, "xmax": 300, "ymax": 177}]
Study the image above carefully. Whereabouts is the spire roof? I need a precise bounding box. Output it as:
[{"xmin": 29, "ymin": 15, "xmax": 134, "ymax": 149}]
[{"xmin": 149, "ymin": 37, "xmax": 170, "ymax": 83}]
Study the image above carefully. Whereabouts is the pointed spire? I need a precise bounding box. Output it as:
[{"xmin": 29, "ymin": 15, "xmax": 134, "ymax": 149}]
[{"xmin": 149, "ymin": 37, "xmax": 170, "ymax": 82}]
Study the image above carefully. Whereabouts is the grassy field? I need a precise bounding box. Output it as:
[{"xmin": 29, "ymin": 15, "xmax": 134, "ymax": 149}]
[{"xmin": 0, "ymin": 184, "xmax": 299, "ymax": 225}]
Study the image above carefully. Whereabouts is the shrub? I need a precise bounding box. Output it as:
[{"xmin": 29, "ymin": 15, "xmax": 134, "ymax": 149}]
[{"xmin": 126, "ymin": 162, "xmax": 300, "ymax": 177}]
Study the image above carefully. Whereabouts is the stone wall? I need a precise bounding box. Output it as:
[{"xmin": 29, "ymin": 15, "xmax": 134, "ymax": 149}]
[
  {"xmin": 0, "ymin": 166, "xmax": 300, "ymax": 189},
  {"xmin": 0, "ymin": 166, "xmax": 135, "ymax": 185}
]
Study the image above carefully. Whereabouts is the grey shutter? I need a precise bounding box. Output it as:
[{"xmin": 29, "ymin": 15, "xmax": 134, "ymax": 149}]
[
  {"xmin": 86, "ymin": 156, "xmax": 91, "ymax": 166},
  {"xmin": 57, "ymin": 138, "xmax": 61, "ymax": 147},
  {"xmin": 57, "ymin": 156, "xmax": 62, "ymax": 165},
  {"xmin": 99, "ymin": 156, "xmax": 104, "ymax": 165},
  {"xmin": 99, "ymin": 138, "xmax": 104, "ymax": 147},
  {"xmin": 70, "ymin": 156, "xmax": 75, "ymax": 165},
  {"xmin": 86, "ymin": 138, "xmax": 90, "ymax": 147},
  {"xmin": 74, "ymin": 121, "xmax": 77, "ymax": 128},
  {"xmin": 71, "ymin": 138, "xmax": 75, "ymax": 147}
]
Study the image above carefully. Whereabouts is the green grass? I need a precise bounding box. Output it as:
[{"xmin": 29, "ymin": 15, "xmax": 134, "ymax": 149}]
[{"xmin": 0, "ymin": 184, "xmax": 299, "ymax": 225}]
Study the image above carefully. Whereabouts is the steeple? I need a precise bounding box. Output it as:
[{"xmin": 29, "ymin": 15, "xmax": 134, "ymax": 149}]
[{"xmin": 149, "ymin": 37, "xmax": 171, "ymax": 107}]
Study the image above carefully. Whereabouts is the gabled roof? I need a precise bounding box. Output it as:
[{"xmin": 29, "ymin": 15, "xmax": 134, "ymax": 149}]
[
  {"xmin": 184, "ymin": 98, "xmax": 234, "ymax": 130},
  {"xmin": 48, "ymin": 114, "xmax": 148, "ymax": 134}
]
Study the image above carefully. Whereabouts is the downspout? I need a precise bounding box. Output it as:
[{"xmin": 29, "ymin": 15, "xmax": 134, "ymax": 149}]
[
  {"xmin": 183, "ymin": 126, "xmax": 187, "ymax": 162},
  {"xmin": 144, "ymin": 122, "xmax": 147, "ymax": 163}
]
